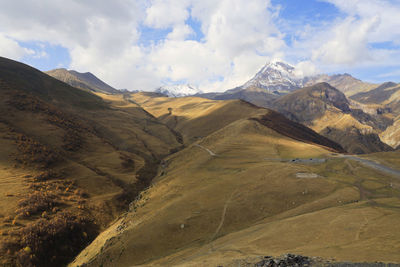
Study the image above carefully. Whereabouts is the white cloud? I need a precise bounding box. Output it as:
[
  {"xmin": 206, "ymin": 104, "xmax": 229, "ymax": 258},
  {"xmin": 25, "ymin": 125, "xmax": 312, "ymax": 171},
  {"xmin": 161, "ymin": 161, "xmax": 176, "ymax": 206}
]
[
  {"xmin": 0, "ymin": 34, "xmax": 34, "ymax": 60},
  {"xmin": 294, "ymin": 61, "xmax": 319, "ymax": 78},
  {"xmin": 147, "ymin": 0, "xmax": 285, "ymax": 91},
  {"xmin": 144, "ymin": 0, "xmax": 190, "ymax": 28},
  {"xmin": 311, "ymin": 16, "xmax": 380, "ymax": 65}
]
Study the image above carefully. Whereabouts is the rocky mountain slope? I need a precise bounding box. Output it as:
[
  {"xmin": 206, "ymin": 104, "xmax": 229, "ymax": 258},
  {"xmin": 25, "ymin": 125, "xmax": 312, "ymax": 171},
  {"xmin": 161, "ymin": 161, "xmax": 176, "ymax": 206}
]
[
  {"xmin": 0, "ymin": 57, "xmax": 180, "ymax": 266},
  {"xmin": 304, "ymin": 73, "xmax": 376, "ymax": 96},
  {"xmin": 242, "ymin": 61, "xmax": 303, "ymax": 93},
  {"xmin": 351, "ymin": 82, "xmax": 400, "ymax": 115},
  {"xmin": 380, "ymin": 115, "xmax": 400, "ymax": 149},
  {"xmin": 46, "ymin": 68, "xmax": 119, "ymax": 94},
  {"xmin": 273, "ymin": 83, "xmax": 393, "ymax": 154}
]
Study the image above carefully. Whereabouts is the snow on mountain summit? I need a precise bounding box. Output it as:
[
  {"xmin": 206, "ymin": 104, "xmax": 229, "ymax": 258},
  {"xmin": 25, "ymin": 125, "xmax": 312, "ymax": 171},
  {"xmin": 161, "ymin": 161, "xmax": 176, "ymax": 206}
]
[
  {"xmin": 155, "ymin": 84, "xmax": 202, "ymax": 97},
  {"xmin": 242, "ymin": 61, "xmax": 304, "ymax": 93}
]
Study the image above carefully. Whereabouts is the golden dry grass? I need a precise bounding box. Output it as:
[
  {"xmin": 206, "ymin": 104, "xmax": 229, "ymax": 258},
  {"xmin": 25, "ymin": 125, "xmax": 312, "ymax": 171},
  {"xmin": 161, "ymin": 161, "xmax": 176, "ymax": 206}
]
[{"xmin": 70, "ymin": 106, "xmax": 400, "ymax": 267}]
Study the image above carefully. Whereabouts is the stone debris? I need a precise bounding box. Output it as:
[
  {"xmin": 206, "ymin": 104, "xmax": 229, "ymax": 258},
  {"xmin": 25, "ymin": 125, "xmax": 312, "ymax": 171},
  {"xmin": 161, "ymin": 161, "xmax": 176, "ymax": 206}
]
[
  {"xmin": 296, "ymin": 173, "xmax": 319, "ymax": 178},
  {"xmin": 222, "ymin": 254, "xmax": 400, "ymax": 267},
  {"xmin": 255, "ymin": 254, "xmax": 311, "ymax": 267}
]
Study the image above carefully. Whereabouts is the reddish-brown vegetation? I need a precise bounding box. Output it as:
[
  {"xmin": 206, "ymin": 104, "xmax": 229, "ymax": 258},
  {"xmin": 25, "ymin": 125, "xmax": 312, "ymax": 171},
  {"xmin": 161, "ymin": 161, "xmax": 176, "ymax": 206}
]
[
  {"xmin": 13, "ymin": 134, "xmax": 60, "ymax": 167},
  {"xmin": 2, "ymin": 211, "xmax": 97, "ymax": 267}
]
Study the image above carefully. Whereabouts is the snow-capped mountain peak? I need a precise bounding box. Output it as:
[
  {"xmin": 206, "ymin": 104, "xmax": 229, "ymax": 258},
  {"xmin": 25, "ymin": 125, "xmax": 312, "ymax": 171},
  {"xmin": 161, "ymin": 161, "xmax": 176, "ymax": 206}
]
[
  {"xmin": 155, "ymin": 84, "xmax": 202, "ymax": 97},
  {"xmin": 242, "ymin": 61, "xmax": 304, "ymax": 93}
]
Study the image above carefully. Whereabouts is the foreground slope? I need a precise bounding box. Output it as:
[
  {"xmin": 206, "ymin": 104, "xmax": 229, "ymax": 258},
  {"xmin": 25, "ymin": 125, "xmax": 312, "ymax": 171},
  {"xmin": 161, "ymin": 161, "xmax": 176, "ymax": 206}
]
[
  {"xmin": 70, "ymin": 96, "xmax": 400, "ymax": 266},
  {"xmin": 46, "ymin": 68, "xmax": 120, "ymax": 94},
  {"xmin": 0, "ymin": 57, "xmax": 180, "ymax": 266},
  {"xmin": 273, "ymin": 83, "xmax": 393, "ymax": 154}
]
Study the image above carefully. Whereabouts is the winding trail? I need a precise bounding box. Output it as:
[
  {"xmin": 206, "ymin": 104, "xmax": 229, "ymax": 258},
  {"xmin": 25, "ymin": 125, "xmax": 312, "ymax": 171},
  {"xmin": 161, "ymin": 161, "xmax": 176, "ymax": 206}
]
[
  {"xmin": 194, "ymin": 144, "xmax": 217, "ymax": 156},
  {"xmin": 339, "ymin": 155, "xmax": 400, "ymax": 178},
  {"xmin": 211, "ymin": 191, "xmax": 235, "ymax": 241}
]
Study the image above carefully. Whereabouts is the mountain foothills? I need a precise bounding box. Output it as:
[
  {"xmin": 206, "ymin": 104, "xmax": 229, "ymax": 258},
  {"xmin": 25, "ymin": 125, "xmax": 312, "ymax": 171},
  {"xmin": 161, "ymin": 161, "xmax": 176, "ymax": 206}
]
[{"xmin": 0, "ymin": 56, "xmax": 399, "ymax": 267}]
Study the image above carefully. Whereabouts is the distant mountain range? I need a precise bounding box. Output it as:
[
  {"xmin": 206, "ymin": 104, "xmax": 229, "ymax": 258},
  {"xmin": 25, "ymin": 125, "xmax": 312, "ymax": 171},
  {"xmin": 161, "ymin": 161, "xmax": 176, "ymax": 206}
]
[
  {"xmin": 46, "ymin": 68, "xmax": 120, "ymax": 94},
  {"xmin": 155, "ymin": 84, "xmax": 202, "ymax": 97},
  {"xmin": 196, "ymin": 61, "xmax": 376, "ymax": 107}
]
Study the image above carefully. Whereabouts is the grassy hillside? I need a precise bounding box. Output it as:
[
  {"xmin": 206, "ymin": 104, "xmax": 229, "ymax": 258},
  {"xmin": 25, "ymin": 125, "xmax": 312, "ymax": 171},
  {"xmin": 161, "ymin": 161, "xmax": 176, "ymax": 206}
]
[
  {"xmin": 129, "ymin": 93, "xmax": 266, "ymax": 144},
  {"xmin": 70, "ymin": 105, "xmax": 400, "ymax": 266},
  {"xmin": 0, "ymin": 57, "xmax": 180, "ymax": 266},
  {"xmin": 197, "ymin": 86, "xmax": 280, "ymax": 109}
]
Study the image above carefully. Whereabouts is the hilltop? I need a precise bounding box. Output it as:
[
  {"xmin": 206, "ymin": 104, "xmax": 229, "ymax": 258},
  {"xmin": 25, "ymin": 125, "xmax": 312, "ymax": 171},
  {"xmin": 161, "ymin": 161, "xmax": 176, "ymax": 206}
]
[{"xmin": 46, "ymin": 68, "xmax": 120, "ymax": 94}]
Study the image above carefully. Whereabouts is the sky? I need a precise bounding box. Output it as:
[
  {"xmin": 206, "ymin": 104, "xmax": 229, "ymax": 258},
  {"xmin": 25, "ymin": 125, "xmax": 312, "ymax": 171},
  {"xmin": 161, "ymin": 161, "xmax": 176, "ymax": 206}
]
[{"xmin": 0, "ymin": 0, "xmax": 400, "ymax": 92}]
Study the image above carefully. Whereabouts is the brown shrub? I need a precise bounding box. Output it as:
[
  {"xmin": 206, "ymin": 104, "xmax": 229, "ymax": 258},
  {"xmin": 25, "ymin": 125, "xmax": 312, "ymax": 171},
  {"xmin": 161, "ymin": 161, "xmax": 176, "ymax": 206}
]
[
  {"xmin": 33, "ymin": 170, "xmax": 61, "ymax": 182},
  {"xmin": 62, "ymin": 129, "xmax": 83, "ymax": 151},
  {"xmin": 14, "ymin": 134, "xmax": 59, "ymax": 167},
  {"xmin": 16, "ymin": 191, "xmax": 59, "ymax": 218},
  {"xmin": 2, "ymin": 212, "xmax": 97, "ymax": 267}
]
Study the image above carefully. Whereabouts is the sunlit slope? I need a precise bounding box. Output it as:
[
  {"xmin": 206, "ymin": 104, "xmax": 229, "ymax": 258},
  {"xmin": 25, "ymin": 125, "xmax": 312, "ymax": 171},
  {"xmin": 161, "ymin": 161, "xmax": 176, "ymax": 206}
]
[
  {"xmin": 70, "ymin": 118, "xmax": 335, "ymax": 266},
  {"xmin": 129, "ymin": 93, "xmax": 268, "ymax": 144},
  {"xmin": 0, "ymin": 57, "xmax": 180, "ymax": 266},
  {"xmin": 71, "ymin": 112, "xmax": 399, "ymax": 266},
  {"xmin": 380, "ymin": 115, "xmax": 400, "ymax": 149}
]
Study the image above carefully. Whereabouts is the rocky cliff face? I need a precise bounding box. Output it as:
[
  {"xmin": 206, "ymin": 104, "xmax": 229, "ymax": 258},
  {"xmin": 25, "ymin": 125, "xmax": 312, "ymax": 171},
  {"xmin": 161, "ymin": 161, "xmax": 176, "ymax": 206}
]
[{"xmin": 272, "ymin": 83, "xmax": 393, "ymax": 154}]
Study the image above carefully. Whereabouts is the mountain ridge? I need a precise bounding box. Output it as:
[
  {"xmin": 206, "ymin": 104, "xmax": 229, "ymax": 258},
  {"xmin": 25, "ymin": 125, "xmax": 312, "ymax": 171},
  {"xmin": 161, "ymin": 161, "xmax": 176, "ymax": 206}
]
[{"xmin": 46, "ymin": 68, "xmax": 120, "ymax": 94}]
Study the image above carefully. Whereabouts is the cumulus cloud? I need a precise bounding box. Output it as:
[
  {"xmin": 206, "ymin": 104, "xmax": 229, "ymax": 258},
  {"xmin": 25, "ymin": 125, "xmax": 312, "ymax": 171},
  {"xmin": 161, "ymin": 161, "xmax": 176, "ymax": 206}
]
[
  {"xmin": 309, "ymin": 0, "xmax": 400, "ymax": 69},
  {"xmin": 0, "ymin": 0, "xmax": 285, "ymax": 92},
  {"xmin": 311, "ymin": 16, "xmax": 380, "ymax": 65},
  {"xmin": 0, "ymin": 0, "xmax": 399, "ymax": 91},
  {"xmin": 294, "ymin": 61, "xmax": 319, "ymax": 78}
]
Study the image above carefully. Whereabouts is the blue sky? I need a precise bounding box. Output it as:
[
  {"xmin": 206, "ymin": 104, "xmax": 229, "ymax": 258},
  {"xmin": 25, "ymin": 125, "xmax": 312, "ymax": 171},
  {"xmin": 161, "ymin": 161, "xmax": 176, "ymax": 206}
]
[{"xmin": 1, "ymin": 0, "xmax": 399, "ymax": 91}]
